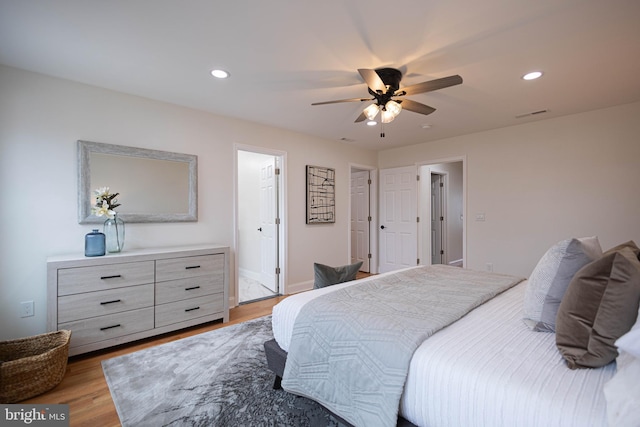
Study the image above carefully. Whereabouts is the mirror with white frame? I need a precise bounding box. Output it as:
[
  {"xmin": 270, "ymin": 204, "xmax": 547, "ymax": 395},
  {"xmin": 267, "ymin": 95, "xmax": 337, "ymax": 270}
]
[{"xmin": 78, "ymin": 140, "xmax": 197, "ymax": 223}]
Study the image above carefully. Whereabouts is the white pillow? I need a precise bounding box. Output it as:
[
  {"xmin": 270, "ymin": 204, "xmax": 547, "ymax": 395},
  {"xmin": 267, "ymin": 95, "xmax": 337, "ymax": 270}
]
[
  {"xmin": 523, "ymin": 236, "xmax": 602, "ymax": 332},
  {"xmin": 616, "ymin": 307, "xmax": 640, "ymax": 369},
  {"xmin": 605, "ymin": 320, "xmax": 640, "ymax": 427}
]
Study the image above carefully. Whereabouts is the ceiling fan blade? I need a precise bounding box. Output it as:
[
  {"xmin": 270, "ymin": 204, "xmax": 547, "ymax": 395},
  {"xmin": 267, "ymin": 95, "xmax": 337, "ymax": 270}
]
[
  {"xmin": 358, "ymin": 68, "xmax": 387, "ymax": 93},
  {"xmin": 397, "ymin": 75, "xmax": 463, "ymax": 96},
  {"xmin": 399, "ymin": 99, "xmax": 436, "ymax": 116},
  {"xmin": 354, "ymin": 111, "xmax": 367, "ymax": 123},
  {"xmin": 312, "ymin": 97, "xmax": 372, "ymax": 106}
]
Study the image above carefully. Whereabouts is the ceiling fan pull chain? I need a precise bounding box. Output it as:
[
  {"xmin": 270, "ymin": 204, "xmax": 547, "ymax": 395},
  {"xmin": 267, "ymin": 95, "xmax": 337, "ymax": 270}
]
[{"xmin": 380, "ymin": 122, "xmax": 385, "ymax": 138}]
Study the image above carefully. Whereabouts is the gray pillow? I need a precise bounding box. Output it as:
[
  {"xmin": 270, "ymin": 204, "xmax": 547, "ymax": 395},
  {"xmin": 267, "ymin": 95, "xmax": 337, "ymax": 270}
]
[
  {"xmin": 313, "ymin": 261, "xmax": 363, "ymax": 289},
  {"xmin": 523, "ymin": 236, "xmax": 602, "ymax": 332},
  {"xmin": 556, "ymin": 247, "xmax": 640, "ymax": 369}
]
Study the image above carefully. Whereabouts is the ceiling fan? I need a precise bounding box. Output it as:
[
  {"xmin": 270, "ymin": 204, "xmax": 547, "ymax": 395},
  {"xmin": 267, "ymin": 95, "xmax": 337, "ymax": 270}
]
[{"xmin": 312, "ymin": 68, "xmax": 462, "ymax": 136}]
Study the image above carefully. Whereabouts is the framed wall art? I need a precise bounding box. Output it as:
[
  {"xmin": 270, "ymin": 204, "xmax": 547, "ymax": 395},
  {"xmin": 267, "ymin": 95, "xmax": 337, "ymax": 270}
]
[{"xmin": 306, "ymin": 165, "xmax": 335, "ymax": 224}]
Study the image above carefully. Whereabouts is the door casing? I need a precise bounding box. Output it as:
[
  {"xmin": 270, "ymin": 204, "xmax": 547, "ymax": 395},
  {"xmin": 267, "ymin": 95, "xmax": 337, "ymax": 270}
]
[
  {"xmin": 349, "ymin": 163, "xmax": 378, "ymax": 274},
  {"xmin": 234, "ymin": 144, "xmax": 287, "ymax": 307},
  {"xmin": 418, "ymin": 157, "xmax": 466, "ymax": 269}
]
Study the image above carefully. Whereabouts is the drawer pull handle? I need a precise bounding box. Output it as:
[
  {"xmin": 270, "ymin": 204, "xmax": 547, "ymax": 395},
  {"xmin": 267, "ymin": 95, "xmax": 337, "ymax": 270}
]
[
  {"xmin": 185, "ymin": 286, "xmax": 201, "ymax": 291},
  {"xmin": 100, "ymin": 274, "xmax": 122, "ymax": 280},
  {"xmin": 100, "ymin": 299, "xmax": 122, "ymax": 305},
  {"xmin": 185, "ymin": 265, "xmax": 201, "ymax": 270},
  {"xmin": 185, "ymin": 306, "xmax": 200, "ymax": 312},
  {"xmin": 100, "ymin": 324, "xmax": 121, "ymax": 331}
]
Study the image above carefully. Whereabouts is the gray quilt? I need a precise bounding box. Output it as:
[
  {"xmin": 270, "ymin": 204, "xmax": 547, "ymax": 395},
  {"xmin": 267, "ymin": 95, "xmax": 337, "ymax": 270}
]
[{"xmin": 282, "ymin": 265, "xmax": 524, "ymax": 427}]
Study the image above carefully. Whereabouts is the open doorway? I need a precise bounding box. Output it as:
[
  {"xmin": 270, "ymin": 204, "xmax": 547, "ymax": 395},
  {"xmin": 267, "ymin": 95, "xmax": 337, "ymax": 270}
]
[
  {"xmin": 431, "ymin": 172, "xmax": 446, "ymax": 265},
  {"xmin": 419, "ymin": 160, "xmax": 464, "ymax": 268},
  {"xmin": 236, "ymin": 148, "xmax": 286, "ymax": 304},
  {"xmin": 349, "ymin": 164, "xmax": 378, "ymax": 274}
]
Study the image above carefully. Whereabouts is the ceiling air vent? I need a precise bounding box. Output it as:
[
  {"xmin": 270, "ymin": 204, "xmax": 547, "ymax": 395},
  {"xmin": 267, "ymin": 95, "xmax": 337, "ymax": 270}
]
[{"xmin": 515, "ymin": 109, "xmax": 548, "ymax": 119}]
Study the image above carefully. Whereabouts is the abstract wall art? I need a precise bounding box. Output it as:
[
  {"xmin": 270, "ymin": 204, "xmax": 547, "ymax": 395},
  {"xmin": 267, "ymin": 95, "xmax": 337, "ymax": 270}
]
[{"xmin": 306, "ymin": 165, "xmax": 335, "ymax": 224}]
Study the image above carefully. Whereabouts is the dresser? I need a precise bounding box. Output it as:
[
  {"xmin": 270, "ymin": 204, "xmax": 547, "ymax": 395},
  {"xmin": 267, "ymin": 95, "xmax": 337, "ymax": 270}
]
[{"xmin": 47, "ymin": 245, "xmax": 229, "ymax": 356}]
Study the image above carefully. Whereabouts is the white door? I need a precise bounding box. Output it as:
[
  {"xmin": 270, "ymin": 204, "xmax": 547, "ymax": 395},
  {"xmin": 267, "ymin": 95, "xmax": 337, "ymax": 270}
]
[
  {"xmin": 379, "ymin": 166, "xmax": 418, "ymax": 273},
  {"xmin": 431, "ymin": 173, "xmax": 444, "ymax": 264},
  {"xmin": 351, "ymin": 170, "xmax": 370, "ymax": 272},
  {"xmin": 259, "ymin": 158, "xmax": 278, "ymax": 293}
]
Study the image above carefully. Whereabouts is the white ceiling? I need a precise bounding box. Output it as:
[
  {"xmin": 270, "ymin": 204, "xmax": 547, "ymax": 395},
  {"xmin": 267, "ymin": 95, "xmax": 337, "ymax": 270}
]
[{"xmin": 1, "ymin": 0, "xmax": 640, "ymax": 151}]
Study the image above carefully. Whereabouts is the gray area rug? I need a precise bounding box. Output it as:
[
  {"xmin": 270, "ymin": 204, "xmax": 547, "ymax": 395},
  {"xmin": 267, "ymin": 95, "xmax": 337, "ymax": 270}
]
[{"xmin": 102, "ymin": 315, "xmax": 345, "ymax": 426}]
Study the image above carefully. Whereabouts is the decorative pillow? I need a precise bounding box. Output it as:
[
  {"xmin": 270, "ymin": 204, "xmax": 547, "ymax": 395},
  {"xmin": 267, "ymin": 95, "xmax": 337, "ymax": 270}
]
[
  {"xmin": 313, "ymin": 261, "xmax": 363, "ymax": 289},
  {"xmin": 604, "ymin": 240, "xmax": 640, "ymax": 258},
  {"xmin": 523, "ymin": 236, "xmax": 602, "ymax": 332},
  {"xmin": 604, "ymin": 358, "xmax": 640, "ymax": 427},
  {"xmin": 615, "ymin": 304, "xmax": 640, "ymax": 369},
  {"xmin": 555, "ymin": 247, "xmax": 640, "ymax": 369},
  {"xmin": 604, "ymin": 324, "xmax": 640, "ymax": 427}
]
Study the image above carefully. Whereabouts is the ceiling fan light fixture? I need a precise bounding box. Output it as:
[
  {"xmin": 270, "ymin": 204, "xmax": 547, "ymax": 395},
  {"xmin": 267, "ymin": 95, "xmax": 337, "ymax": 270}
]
[
  {"xmin": 363, "ymin": 104, "xmax": 380, "ymax": 120},
  {"xmin": 381, "ymin": 109, "xmax": 396, "ymax": 123},
  {"xmin": 385, "ymin": 100, "xmax": 402, "ymax": 117}
]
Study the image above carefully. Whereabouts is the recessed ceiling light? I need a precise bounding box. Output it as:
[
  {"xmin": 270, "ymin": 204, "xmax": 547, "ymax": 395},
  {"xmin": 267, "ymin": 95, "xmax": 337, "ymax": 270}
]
[
  {"xmin": 522, "ymin": 71, "xmax": 543, "ymax": 80},
  {"xmin": 210, "ymin": 69, "xmax": 230, "ymax": 79},
  {"xmin": 366, "ymin": 120, "xmax": 377, "ymax": 126}
]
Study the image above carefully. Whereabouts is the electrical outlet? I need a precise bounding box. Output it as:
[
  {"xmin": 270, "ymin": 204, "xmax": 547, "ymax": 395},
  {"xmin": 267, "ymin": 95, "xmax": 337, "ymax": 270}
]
[{"xmin": 20, "ymin": 300, "xmax": 34, "ymax": 318}]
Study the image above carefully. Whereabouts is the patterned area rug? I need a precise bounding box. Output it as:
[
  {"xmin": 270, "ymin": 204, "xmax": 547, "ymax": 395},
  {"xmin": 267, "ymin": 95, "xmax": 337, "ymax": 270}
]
[{"xmin": 102, "ymin": 316, "xmax": 345, "ymax": 426}]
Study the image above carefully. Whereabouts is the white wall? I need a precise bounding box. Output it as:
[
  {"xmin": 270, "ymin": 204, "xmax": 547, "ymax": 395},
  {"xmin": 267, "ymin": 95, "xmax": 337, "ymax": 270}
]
[
  {"xmin": 0, "ymin": 65, "xmax": 377, "ymax": 340},
  {"xmin": 379, "ymin": 101, "xmax": 640, "ymax": 277}
]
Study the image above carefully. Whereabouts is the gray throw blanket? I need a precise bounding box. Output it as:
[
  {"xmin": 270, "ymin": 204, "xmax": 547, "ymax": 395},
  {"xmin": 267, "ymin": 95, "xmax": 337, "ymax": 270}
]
[{"xmin": 282, "ymin": 265, "xmax": 524, "ymax": 427}]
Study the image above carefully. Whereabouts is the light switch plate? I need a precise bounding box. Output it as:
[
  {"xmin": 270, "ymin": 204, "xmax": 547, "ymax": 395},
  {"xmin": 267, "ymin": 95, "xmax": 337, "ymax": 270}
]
[{"xmin": 20, "ymin": 300, "xmax": 34, "ymax": 317}]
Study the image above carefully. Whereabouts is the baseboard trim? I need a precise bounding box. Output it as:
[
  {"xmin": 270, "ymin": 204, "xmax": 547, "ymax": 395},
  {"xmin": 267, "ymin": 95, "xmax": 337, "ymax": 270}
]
[
  {"xmin": 286, "ymin": 280, "xmax": 313, "ymax": 295},
  {"xmin": 239, "ymin": 267, "xmax": 262, "ymax": 282}
]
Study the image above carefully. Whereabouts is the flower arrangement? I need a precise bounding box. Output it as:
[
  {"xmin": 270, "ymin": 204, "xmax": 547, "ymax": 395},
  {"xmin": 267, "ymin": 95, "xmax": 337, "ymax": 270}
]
[{"xmin": 91, "ymin": 187, "xmax": 121, "ymax": 218}]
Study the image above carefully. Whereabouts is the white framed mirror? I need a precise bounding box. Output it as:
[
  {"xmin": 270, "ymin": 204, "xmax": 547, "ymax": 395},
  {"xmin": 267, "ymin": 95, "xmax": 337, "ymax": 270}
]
[{"xmin": 78, "ymin": 140, "xmax": 197, "ymax": 223}]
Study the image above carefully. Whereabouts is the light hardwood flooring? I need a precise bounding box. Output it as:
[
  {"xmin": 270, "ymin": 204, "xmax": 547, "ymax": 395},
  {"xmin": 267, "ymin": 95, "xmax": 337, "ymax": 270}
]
[{"xmin": 22, "ymin": 271, "xmax": 372, "ymax": 426}]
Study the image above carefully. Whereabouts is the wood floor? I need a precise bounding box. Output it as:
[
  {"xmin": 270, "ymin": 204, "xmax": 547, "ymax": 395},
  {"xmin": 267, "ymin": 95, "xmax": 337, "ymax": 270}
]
[{"xmin": 21, "ymin": 295, "xmax": 287, "ymax": 427}]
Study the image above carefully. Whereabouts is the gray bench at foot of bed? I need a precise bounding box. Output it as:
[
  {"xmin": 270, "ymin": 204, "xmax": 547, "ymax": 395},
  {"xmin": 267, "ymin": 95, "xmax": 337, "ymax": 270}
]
[{"xmin": 263, "ymin": 338, "xmax": 418, "ymax": 427}]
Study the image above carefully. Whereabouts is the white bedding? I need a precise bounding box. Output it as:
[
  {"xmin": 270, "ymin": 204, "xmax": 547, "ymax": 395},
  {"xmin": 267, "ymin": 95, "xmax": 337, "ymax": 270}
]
[{"xmin": 272, "ymin": 273, "xmax": 616, "ymax": 427}]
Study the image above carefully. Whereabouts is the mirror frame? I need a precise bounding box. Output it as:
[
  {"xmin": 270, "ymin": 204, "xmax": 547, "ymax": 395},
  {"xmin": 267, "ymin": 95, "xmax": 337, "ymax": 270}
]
[{"xmin": 78, "ymin": 140, "xmax": 198, "ymax": 224}]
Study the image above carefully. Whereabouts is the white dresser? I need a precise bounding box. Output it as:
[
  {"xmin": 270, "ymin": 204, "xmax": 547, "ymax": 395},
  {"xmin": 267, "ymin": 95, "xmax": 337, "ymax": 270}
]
[{"xmin": 47, "ymin": 245, "xmax": 229, "ymax": 356}]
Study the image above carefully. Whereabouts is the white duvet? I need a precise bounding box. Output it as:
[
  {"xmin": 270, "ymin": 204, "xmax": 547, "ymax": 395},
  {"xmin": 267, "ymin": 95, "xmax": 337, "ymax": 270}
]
[{"xmin": 273, "ymin": 276, "xmax": 615, "ymax": 427}]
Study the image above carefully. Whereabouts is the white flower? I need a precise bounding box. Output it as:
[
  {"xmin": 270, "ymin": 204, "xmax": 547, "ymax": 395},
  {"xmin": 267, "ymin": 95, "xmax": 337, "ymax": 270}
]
[
  {"xmin": 91, "ymin": 187, "xmax": 121, "ymax": 218},
  {"xmin": 94, "ymin": 187, "xmax": 110, "ymax": 197}
]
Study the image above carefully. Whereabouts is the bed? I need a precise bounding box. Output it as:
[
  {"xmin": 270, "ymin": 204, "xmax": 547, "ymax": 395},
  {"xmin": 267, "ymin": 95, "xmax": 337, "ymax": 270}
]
[{"xmin": 266, "ymin": 239, "xmax": 640, "ymax": 427}]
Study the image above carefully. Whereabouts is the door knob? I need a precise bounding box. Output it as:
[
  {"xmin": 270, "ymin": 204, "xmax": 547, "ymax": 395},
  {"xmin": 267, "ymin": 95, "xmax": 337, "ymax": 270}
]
[
  {"xmin": 257, "ymin": 227, "xmax": 263, "ymax": 232},
  {"xmin": 380, "ymin": 225, "xmax": 386, "ymax": 229}
]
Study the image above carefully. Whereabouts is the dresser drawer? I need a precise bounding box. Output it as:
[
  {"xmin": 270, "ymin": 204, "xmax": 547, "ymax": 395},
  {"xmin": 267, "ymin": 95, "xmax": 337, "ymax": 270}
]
[
  {"xmin": 57, "ymin": 283, "xmax": 154, "ymax": 324},
  {"xmin": 155, "ymin": 295, "xmax": 224, "ymax": 328},
  {"xmin": 58, "ymin": 261, "xmax": 155, "ymax": 296},
  {"xmin": 155, "ymin": 275, "xmax": 224, "ymax": 305},
  {"xmin": 156, "ymin": 254, "xmax": 224, "ymax": 282},
  {"xmin": 60, "ymin": 307, "xmax": 154, "ymax": 348}
]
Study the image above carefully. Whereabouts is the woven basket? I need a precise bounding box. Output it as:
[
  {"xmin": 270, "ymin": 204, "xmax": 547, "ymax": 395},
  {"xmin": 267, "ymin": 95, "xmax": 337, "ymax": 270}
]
[{"xmin": 0, "ymin": 330, "xmax": 71, "ymax": 403}]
